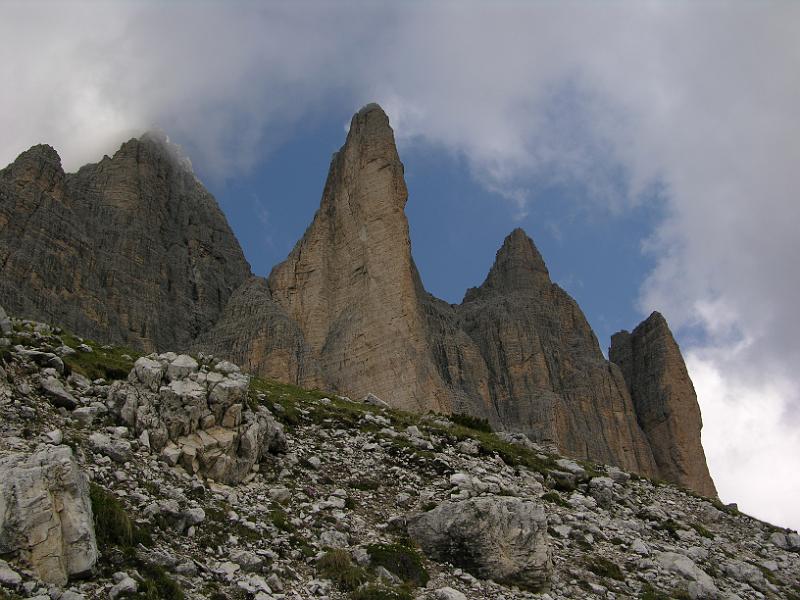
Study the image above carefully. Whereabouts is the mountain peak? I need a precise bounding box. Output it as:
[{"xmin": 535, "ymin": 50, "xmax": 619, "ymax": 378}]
[
  {"xmin": 112, "ymin": 130, "xmax": 194, "ymax": 174},
  {"xmin": 466, "ymin": 228, "xmax": 550, "ymax": 300},
  {"xmin": 344, "ymin": 102, "xmax": 395, "ymax": 151},
  {"xmin": 4, "ymin": 144, "xmax": 64, "ymax": 189}
]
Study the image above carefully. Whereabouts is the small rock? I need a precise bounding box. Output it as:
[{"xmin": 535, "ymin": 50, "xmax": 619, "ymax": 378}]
[
  {"xmin": 435, "ymin": 587, "xmax": 468, "ymax": 600},
  {"xmin": 40, "ymin": 376, "xmax": 77, "ymax": 410},
  {"xmin": 46, "ymin": 429, "xmax": 64, "ymax": 445},
  {"xmin": 0, "ymin": 558, "xmax": 22, "ymax": 586},
  {"xmin": 109, "ymin": 575, "xmax": 137, "ymax": 599},
  {"xmin": 167, "ymin": 354, "xmax": 199, "ymax": 381},
  {"xmin": 89, "ymin": 433, "xmax": 132, "ymax": 464},
  {"xmin": 361, "ymin": 393, "xmax": 389, "ymax": 408}
]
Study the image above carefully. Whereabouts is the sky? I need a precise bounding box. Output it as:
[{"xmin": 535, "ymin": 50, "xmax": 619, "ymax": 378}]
[{"xmin": 1, "ymin": 1, "xmax": 799, "ymax": 531}]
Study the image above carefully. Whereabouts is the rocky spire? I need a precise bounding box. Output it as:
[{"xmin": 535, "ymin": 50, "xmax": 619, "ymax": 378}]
[
  {"xmin": 466, "ymin": 228, "xmax": 550, "ymax": 299},
  {"xmin": 267, "ymin": 103, "xmax": 452, "ymax": 412},
  {"xmin": 0, "ymin": 105, "xmax": 717, "ymax": 491},
  {"xmin": 610, "ymin": 312, "xmax": 717, "ymax": 497}
]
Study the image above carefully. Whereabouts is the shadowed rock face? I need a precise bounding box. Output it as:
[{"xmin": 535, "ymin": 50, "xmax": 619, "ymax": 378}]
[
  {"xmin": 192, "ymin": 276, "xmax": 324, "ymax": 388},
  {"xmin": 610, "ymin": 312, "xmax": 717, "ymax": 497},
  {"xmin": 456, "ymin": 230, "xmax": 659, "ymax": 476},
  {"xmin": 0, "ymin": 134, "xmax": 251, "ymax": 351}
]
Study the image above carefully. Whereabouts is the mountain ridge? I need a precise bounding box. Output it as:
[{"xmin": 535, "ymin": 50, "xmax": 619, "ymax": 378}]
[{"xmin": 0, "ymin": 103, "xmax": 715, "ymax": 496}]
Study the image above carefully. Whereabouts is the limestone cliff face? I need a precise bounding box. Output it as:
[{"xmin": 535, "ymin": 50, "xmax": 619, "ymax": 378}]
[
  {"xmin": 0, "ymin": 134, "xmax": 251, "ymax": 351},
  {"xmin": 457, "ymin": 230, "xmax": 659, "ymax": 475},
  {"xmin": 266, "ymin": 104, "xmax": 453, "ymax": 413},
  {"xmin": 610, "ymin": 313, "xmax": 717, "ymax": 497}
]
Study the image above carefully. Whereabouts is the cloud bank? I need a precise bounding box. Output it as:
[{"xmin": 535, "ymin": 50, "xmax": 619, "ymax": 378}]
[{"xmin": 2, "ymin": 1, "xmax": 798, "ymax": 528}]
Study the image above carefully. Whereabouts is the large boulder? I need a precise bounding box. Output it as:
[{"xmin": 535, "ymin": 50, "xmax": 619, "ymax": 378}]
[
  {"xmin": 408, "ymin": 496, "xmax": 552, "ymax": 591},
  {"xmin": 111, "ymin": 354, "xmax": 285, "ymax": 484},
  {"xmin": 654, "ymin": 552, "xmax": 719, "ymax": 599},
  {"xmin": 0, "ymin": 445, "xmax": 98, "ymax": 586}
]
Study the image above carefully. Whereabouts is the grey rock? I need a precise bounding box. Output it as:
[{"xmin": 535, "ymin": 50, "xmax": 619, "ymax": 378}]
[
  {"xmin": 362, "ymin": 393, "xmax": 389, "ymax": 408},
  {"xmin": 0, "ymin": 558, "xmax": 22, "ymax": 586},
  {"xmin": 109, "ymin": 575, "xmax": 137, "ymax": 599},
  {"xmin": 0, "ymin": 446, "xmax": 97, "ymax": 586},
  {"xmin": 654, "ymin": 552, "xmax": 718, "ymax": 598},
  {"xmin": 17, "ymin": 349, "xmax": 64, "ymax": 373},
  {"xmin": 89, "ymin": 432, "xmax": 132, "ymax": 464},
  {"xmin": 129, "ymin": 357, "xmax": 164, "ymax": 392},
  {"xmin": 435, "ymin": 588, "xmax": 468, "ymax": 600},
  {"xmin": 111, "ymin": 356, "xmax": 285, "ymax": 484},
  {"xmin": 408, "ymin": 496, "xmax": 552, "ymax": 591},
  {"xmin": 72, "ymin": 406, "xmax": 100, "ymax": 427},
  {"xmin": 166, "ymin": 354, "xmax": 199, "ymax": 381},
  {"xmin": 40, "ymin": 376, "xmax": 77, "ymax": 410}
]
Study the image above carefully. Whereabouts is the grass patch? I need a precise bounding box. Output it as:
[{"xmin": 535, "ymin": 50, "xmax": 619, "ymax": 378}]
[
  {"xmin": 350, "ymin": 584, "xmax": 413, "ymax": 600},
  {"xmin": 269, "ymin": 507, "xmax": 295, "ymax": 532},
  {"xmin": 135, "ymin": 562, "xmax": 185, "ymax": 600},
  {"xmin": 90, "ymin": 484, "xmax": 183, "ymax": 599},
  {"xmin": 61, "ymin": 333, "xmax": 140, "ymax": 381},
  {"xmin": 317, "ymin": 549, "xmax": 369, "ymax": 591},
  {"xmin": 586, "ymin": 556, "xmax": 625, "ymax": 581},
  {"xmin": 366, "ymin": 543, "xmax": 428, "ymax": 587},
  {"xmin": 653, "ymin": 518, "xmax": 682, "ymax": 539},
  {"xmin": 248, "ymin": 377, "xmax": 335, "ymax": 428},
  {"xmin": 541, "ymin": 491, "xmax": 569, "ymax": 508},
  {"xmin": 690, "ymin": 522, "xmax": 714, "ymax": 539},
  {"xmin": 350, "ymin": 477, "xmax": 381, "ymax": 491},
  {"xmin": 639, "ymin": 583, "xmax": 670, "ymax": 600},
  {"xmin": 90, "ymin": 483, "xmax": 150, "ymax": 549},
  {"xmin": 448, "ymin": 413, "xmax": 492, "ymax": 432}
]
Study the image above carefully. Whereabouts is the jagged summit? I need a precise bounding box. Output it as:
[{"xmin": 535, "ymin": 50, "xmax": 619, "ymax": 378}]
[
  {"xmin": 0, "ymin": 133, "xmax": 250, "ymax": 351},
  {"xmin": 465, "ymin": 228, "xmax": 550, "ymax": 301},
  {"xmin": 11, "ymin": 143, "xmax": 62, "ymax": 166},
  {"xmin": 3, "ymin": 144, "xmax": 65, "ymax": 192}
]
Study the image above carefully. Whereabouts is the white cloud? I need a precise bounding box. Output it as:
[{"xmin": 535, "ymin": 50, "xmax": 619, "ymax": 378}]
[
  {"xmin": 689, "ymin": 350, "xmax": 800, "ymax": 529},
  {"xmin": 2, "ymin": 0, "xmax": 799, "ymax": 529}
]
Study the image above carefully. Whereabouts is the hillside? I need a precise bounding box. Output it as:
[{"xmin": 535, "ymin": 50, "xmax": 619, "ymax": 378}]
[{"xmin": 0, "ymin": 312, "xmax": 798, "ymax": 600}]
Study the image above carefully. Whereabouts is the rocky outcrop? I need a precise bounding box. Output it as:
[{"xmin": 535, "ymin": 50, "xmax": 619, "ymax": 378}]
[
  {"xmin": 408, "ymin": 496, "xmax": 552, "ymax": 592},
  {"xmin": 108, "ymin": 353, "xmax": 285, "ymax": 484},
  {"xmin": 0, "ymin": 445, "xmax": 97, "ymax": 586},
  {"xmin": 0, "ymin": 134, "xmax": 250, "ymax": 352},
  {"xmin": 610, "ymin": 312, "xmax": 717, "ymax": 497}
]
